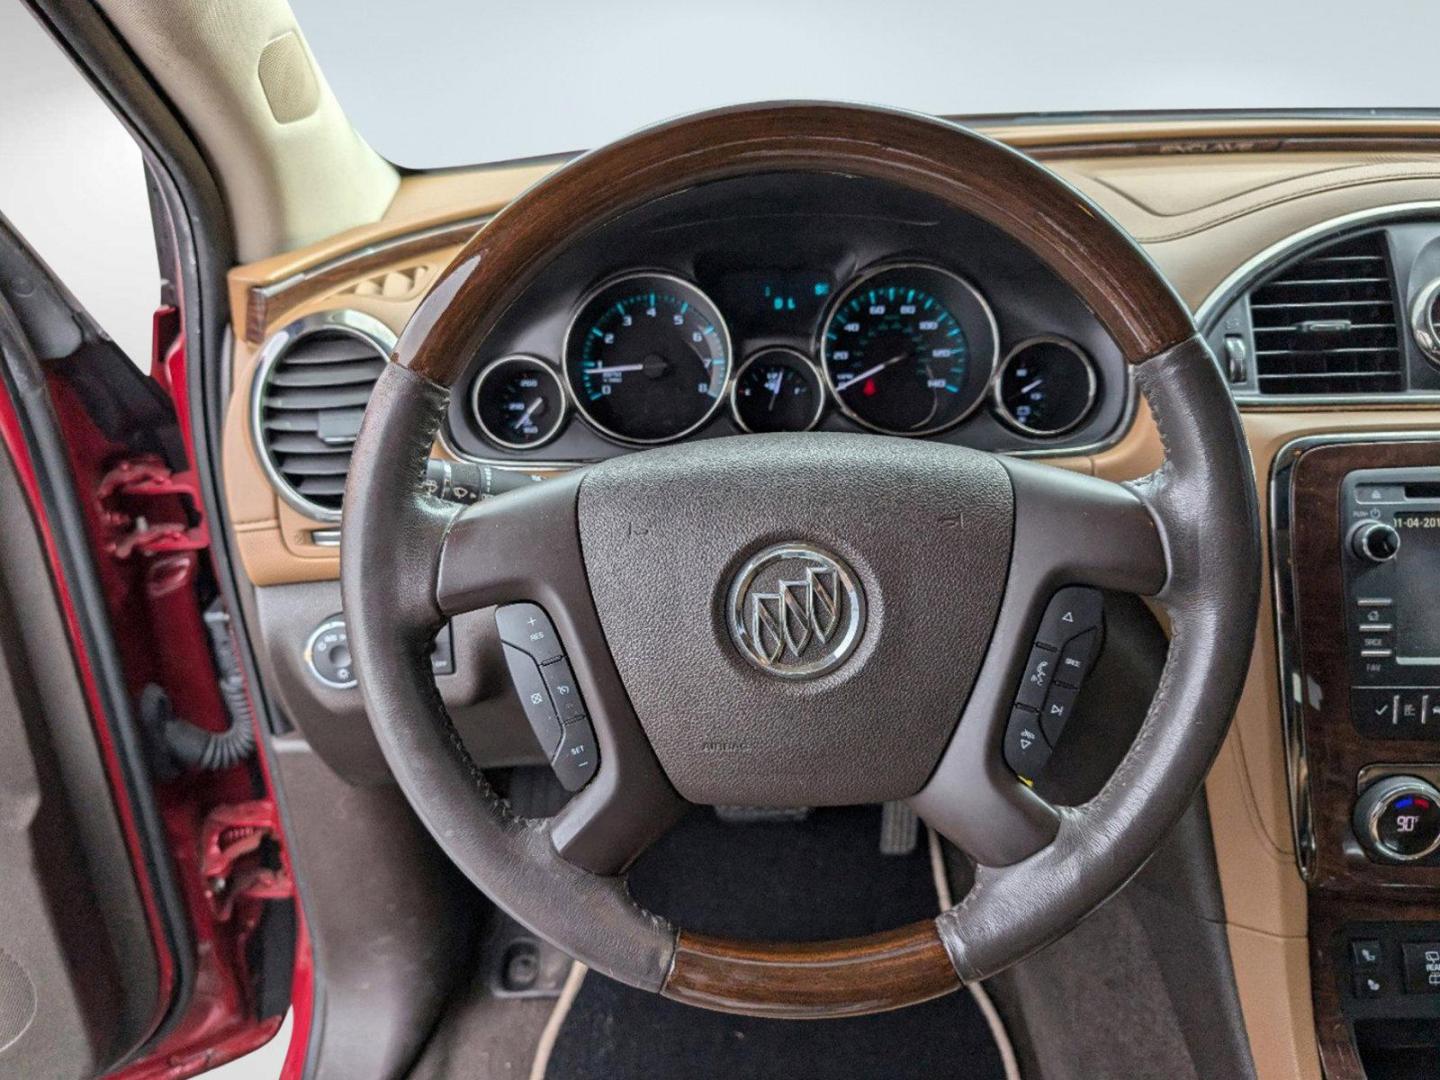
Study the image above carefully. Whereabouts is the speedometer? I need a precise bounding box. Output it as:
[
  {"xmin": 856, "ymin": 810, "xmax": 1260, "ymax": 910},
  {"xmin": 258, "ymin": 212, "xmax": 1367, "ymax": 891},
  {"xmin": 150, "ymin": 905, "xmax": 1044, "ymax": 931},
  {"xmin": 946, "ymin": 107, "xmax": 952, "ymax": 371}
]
[
  {"xmin": 564, "ymin": 272, "xmax": 731, "ymax": 444},
  {"xmin": 820, "ymin": 263, "xmax": 997, "ymax": 436}
]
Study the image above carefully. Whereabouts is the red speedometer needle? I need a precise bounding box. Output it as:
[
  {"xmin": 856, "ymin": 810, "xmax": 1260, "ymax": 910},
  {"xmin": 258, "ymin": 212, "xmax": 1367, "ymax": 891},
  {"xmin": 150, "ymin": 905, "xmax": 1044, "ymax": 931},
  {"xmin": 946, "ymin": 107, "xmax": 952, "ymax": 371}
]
[{"xmin": 835, "ymin": 352, "xmax": 909, "ymax": 393}]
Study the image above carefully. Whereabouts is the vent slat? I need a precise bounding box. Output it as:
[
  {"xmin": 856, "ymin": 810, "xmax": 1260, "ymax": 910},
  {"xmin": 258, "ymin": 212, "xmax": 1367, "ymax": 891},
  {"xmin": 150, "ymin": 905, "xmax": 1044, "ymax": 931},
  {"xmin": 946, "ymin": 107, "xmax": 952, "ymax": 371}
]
[
  {"xmin": 294, "ymin": 476, "xmax": 349, "ymax": 497},
  {"xmin": 264, "ymin": 383, "xmax": 375, "ymax": 411},
  {"xmin": 265, "ymin": 432, "xmax": 337, "ymax": 454},
  {"xmin": 1245, "ymin": 232, "xmax": 1402, "ymax": 396},
  {"xmin": 268, "ymin": 359, "xmax": 386, "ymax": 388},
  {"xmin": 277, "ymin": 335, "xmax": 385, "ymax": 365},
  {"xmin": 275, "ymin": 452, "xmax": 354, "ymax": 475},
  {"xmin": 255, "ymin": 322, "xmax": 388, "ymax": 515}
]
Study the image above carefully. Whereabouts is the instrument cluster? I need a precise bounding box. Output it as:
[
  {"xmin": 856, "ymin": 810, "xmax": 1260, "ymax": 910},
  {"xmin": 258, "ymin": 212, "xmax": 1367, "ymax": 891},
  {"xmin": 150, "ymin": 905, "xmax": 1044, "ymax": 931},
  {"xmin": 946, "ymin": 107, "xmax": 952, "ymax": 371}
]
[{"xmin": 443, "ymin": 172, "xmax": 1123, "ymax": 463}]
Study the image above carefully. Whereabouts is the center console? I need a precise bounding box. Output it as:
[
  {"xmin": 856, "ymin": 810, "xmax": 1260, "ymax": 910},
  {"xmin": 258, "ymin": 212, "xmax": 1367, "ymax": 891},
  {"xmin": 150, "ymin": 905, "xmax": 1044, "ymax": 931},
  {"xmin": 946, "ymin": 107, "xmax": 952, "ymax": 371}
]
[{"xmin": 1272, "ymin": 436, "xmax": 1440, "ymax": 1079}]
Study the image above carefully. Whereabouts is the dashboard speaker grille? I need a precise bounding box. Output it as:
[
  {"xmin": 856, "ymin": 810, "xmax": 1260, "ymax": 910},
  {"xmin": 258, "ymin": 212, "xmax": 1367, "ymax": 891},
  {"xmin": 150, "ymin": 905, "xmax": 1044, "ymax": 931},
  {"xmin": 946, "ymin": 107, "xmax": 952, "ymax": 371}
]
[
  {"xmin": 253, "ymin": 313, "xmax": 393, "ymax": 520},
  {"xmin": 1247, "ymin": 231, "xmax": 1402, "ymax": 396}
]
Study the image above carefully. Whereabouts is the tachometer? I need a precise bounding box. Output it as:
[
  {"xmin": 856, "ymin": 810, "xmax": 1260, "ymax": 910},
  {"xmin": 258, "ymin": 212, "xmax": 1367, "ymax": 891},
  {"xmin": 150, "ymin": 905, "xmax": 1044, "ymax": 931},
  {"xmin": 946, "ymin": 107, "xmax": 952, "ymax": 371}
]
[
  {"xmin": 564, "ymin": 272, "xmax": 731, "ymax": 444},
  {"xmin": 820, "ymin": 263, "xmax": 997, "ymax": 436}
]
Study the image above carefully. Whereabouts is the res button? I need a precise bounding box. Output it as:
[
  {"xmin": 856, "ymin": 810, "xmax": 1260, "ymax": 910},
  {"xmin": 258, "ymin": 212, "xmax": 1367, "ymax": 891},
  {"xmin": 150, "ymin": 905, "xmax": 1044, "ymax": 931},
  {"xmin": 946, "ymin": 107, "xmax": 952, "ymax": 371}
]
[{"xmin": 495, "ymin": 602, "xmax": 565, "ymax": 665}]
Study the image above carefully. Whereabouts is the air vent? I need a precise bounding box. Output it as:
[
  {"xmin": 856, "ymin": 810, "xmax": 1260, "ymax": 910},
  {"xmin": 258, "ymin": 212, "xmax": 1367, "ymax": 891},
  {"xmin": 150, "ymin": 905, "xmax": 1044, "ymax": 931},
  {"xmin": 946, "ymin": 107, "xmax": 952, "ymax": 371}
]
[
  {"xmin": 343, "ymin": 263, "xmax": 433, "ymax": 300},
  {"xmin": 1247, "ymin": 231, "xmax": 1402, "ymax": 396},
  {"xmin": 252, "ymin": 312, "xmax": 394, "ymax": 521}
]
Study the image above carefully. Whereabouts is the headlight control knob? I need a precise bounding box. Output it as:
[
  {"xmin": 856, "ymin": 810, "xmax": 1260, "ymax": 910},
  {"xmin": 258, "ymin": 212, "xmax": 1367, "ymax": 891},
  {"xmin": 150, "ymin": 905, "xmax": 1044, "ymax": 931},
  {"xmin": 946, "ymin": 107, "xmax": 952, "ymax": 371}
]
[{"xmin": 1354, "ymin": 775, "xmax": 1440, "ymax": 862}]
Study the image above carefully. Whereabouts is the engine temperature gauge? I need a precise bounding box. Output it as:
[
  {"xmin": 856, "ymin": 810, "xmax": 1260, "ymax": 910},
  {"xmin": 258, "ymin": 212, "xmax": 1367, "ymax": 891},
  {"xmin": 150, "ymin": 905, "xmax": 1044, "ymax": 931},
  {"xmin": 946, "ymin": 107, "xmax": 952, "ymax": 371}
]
[{"xmin": 471, "ymin": 355, "xmax": 567, "ymax": 450}]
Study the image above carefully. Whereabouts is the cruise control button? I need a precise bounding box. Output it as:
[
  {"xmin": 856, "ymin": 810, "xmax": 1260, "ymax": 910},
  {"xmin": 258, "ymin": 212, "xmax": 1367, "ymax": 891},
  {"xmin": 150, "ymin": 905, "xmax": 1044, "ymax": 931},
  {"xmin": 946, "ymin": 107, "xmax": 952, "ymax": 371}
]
[
  {"xmin": 541, "ymin": 657, "xmax": 586, "ymax": 723},
  {"xmin": 501, "ymin": 643, "xmax": 562, "ymax": 755},
  {"xmin": 1015, "ymin": 645, "xmax": 1057, "ymax": 710},
  {"xmin": 1054, "ymin": 628, "xmax": 1099, "ymax": 688},
  {"xmin": 1402, "ymin": 943, "xmax": 1440, "ymax": 994},
  {"xmin": 495, "ymin": 602, "xmax": 564, "ymax": 665},
  {"xmin": 1040, "ymin": 684, "xmax": 1080, "ymax": 745},
  {"xmin": 1003, "ymin": 706, "xmax": 1051, "ymax": 780},
  {"xmin": 1036, "ymin": 587, "xmax": 1103, "ymax": 649},
  {"xmin": 551, "ymin": 718, "xmax": 599, "ymax": 791}
]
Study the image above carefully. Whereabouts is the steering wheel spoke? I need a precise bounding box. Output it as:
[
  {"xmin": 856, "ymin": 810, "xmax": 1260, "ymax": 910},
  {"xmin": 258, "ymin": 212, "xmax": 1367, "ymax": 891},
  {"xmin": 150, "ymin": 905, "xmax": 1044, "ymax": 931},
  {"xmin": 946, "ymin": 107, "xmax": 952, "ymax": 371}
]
[
  {"xmin": 911, "ymin": 458, "xmax": 1168, "ymax": 866},
  {"xmin": 436, "ymin": 471, "xmax": 686, "ymax": 875}
]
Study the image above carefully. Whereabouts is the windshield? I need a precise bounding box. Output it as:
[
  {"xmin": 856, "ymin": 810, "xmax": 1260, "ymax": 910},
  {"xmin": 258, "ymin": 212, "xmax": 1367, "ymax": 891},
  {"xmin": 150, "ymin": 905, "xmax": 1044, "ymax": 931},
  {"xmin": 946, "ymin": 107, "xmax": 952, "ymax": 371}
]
[{"xmin": 293, "ymin": 0, "xmax": 1438, "ymax": 169}]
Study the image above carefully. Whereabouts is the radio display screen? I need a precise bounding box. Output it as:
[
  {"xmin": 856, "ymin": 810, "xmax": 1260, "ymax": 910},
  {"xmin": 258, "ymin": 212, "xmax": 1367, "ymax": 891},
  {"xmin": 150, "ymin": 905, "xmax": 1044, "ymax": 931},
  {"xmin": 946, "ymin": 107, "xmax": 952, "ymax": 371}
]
[{"xmin": 1395, "ymin": 512, "xmax": 1440, "ymax": 662}]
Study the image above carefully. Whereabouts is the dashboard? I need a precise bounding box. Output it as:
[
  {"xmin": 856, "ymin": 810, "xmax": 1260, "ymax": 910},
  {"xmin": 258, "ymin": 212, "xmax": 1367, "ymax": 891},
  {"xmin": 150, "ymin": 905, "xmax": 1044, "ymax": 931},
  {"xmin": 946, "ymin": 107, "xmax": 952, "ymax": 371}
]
[
  {"xmin": 224, "ymin": 122, "xmax": 1440, "ymax": 1080},
  {"xmin": 439, "ymin": 173, "xmax": 1129, "ymax": 465}
]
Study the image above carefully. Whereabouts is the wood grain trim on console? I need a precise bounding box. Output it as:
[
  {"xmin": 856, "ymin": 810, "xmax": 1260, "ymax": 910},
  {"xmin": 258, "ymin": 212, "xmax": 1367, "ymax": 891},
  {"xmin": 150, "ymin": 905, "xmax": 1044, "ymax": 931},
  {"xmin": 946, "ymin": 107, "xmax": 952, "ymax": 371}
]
[
  {"xmin": 662, "ymin": 921, "xmax": 959, "ymax": 1019},
  {"xmin": 1289, "ymin": 438, "xmax": 1440, "ymax": 895},
  {"xmin": 395, "ymin": 103, "xmax": 1195, "ymax": 386}
]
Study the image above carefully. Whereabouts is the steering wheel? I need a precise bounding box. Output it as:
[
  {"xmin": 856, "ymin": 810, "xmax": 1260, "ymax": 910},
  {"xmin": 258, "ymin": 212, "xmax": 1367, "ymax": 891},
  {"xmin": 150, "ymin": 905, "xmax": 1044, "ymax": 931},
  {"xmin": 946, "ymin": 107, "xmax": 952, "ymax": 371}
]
[{"xmin": 341, "ymin": 103, "xmax": 1260, "ymax": 1018}]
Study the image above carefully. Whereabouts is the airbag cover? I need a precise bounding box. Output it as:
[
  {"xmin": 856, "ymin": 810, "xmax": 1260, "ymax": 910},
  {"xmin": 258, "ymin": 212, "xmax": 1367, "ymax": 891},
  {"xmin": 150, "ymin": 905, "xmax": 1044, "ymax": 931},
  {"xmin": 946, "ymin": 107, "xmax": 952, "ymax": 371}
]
[{"xmin": 577, "ymin": 433, "xmax": 1013, "ymax": 805}]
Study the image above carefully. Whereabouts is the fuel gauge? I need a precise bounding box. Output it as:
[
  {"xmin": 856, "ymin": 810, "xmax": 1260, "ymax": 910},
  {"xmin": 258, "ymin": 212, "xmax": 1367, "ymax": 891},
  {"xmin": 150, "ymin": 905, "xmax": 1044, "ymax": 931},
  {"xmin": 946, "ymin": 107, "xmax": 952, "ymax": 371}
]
[
  {"xmin": 472, "ymin": 355, "xmax": 567, "ymax": 450},
  {"xmin": 731, "ymin": 348, "xmax": 824, "ymax": 434},
  {"xmin": 994, "ymin": 337, "xmax": 1097, "ymax": 438}
]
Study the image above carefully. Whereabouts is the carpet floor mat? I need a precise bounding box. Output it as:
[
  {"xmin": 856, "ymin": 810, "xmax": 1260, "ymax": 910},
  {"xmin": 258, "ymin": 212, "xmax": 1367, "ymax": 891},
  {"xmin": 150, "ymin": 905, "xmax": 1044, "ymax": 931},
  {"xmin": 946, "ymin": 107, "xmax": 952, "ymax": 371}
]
[{"xmin": 545, "ymin": 805, "xmax": 1004, "ymax": 1080}]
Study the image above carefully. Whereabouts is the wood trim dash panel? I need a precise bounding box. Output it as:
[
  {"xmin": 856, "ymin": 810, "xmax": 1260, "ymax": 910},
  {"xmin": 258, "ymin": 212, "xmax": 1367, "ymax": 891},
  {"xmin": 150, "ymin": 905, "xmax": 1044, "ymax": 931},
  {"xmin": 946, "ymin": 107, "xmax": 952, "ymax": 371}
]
[{"xmin": 1289, "ymin": 438, "xmax": 1440, "ymax": 895}]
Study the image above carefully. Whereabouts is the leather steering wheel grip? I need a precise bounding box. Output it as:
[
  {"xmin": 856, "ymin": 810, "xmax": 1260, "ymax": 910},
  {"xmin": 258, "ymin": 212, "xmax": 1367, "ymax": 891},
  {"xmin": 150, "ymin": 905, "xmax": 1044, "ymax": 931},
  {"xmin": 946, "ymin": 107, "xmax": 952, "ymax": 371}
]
[
  {"xmin": 936, "ymin": 334, "xmax": 1261, "ymax": 983},
  {"xmin": 340, "ymin": 102, "xmax": 1261, "ymax": 1017}
]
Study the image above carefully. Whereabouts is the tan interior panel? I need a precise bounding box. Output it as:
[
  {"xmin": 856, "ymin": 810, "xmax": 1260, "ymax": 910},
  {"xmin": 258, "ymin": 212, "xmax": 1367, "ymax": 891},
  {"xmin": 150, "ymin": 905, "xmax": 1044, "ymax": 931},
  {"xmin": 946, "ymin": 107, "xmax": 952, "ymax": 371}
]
[
  {"xmin": 98, "ymin": 0, "xmax": 398, "ymax": 262},
  {"xmin": 221, "ymin": 119, "xmax": 1440, "ymax": 1080}
]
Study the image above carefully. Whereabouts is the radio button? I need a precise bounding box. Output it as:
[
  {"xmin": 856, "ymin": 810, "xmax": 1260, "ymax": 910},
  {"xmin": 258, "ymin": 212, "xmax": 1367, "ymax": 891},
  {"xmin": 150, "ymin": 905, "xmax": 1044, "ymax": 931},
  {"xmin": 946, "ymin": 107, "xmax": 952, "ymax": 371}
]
[
  {"xmin": 1035, "ymin": 587, "xmax": 1103, "ymax": 650},
  {"xmin": 1055, "ymin": 629, "xmax": 1100, "ymax": 688},
  {"xmin": 1351, "ymin": 521, "xmax": 1401, "ymax": 563},
  {"xmin": 1353, "ymin": 690, "xmax": 1401, "ymax": 737},
  {"xmin": 1003, "ymin": 706, "xmax": 1051, "ymax": 780}
]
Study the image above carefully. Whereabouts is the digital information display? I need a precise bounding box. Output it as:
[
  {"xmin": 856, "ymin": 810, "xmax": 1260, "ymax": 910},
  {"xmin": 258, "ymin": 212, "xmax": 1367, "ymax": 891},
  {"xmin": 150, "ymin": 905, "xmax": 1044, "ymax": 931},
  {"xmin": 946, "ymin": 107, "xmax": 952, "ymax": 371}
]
[
  {"xmin": 1394, "ymin": 512, "xmax": 1440, "ymax": 662},
  {"xmin": 713, "ymin": 270, "xmax": 834, "ymax": 338}
]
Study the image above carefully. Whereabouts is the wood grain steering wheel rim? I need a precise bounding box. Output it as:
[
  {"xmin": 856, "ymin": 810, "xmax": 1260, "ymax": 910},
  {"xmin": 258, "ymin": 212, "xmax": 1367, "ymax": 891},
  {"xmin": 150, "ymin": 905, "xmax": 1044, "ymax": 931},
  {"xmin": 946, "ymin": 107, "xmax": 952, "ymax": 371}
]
[{"xmin": 341, "ymin": 102, "xmax": 1260, "ymax": 1018}]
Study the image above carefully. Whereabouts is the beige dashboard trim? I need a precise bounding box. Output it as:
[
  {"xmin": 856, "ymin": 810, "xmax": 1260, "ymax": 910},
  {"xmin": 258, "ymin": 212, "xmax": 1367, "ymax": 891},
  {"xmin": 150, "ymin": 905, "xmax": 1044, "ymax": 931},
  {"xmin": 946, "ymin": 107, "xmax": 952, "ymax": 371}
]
[{"xmin": 224, "ymin": 122, "xmax": 1440, "ymax": 1080}]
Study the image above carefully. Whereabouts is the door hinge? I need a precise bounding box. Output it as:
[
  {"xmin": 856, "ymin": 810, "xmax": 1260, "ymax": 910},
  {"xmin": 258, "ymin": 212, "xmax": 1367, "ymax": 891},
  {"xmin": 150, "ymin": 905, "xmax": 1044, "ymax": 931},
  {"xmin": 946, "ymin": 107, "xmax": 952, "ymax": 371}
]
[
  {"xmin": 200, "ymin": 800, "xmax": 292, "ymax": 921},
  {"xmin": 97, "ymin": 455, "xmax": 210, "ymax": 558}
]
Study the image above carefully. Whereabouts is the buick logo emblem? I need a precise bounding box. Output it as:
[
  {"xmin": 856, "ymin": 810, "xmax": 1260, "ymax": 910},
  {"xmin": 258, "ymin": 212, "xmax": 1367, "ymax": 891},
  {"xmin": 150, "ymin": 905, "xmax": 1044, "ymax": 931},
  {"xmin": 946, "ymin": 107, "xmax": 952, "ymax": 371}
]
[{"xmin": 727, "ymin": 544, "xmax": 865, "ymax": 678}]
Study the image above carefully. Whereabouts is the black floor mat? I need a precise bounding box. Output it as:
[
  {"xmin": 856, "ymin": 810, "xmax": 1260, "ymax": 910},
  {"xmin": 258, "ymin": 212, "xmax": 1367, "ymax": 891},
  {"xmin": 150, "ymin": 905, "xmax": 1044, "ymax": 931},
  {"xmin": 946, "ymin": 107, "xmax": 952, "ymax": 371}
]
[{"xmin": 546, "ymin": 806, "xmax": 1004, "ymax": 1080}]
